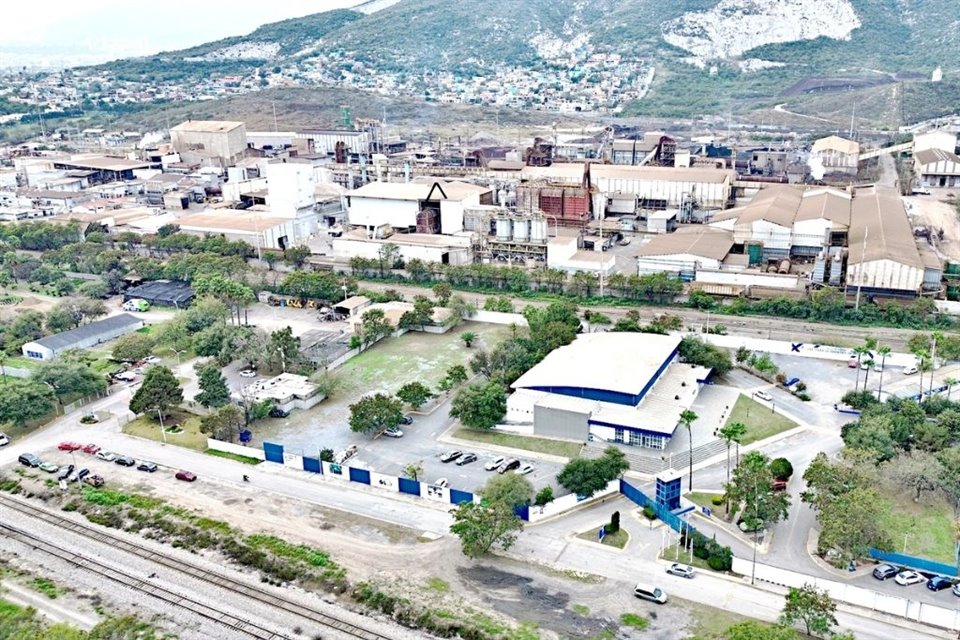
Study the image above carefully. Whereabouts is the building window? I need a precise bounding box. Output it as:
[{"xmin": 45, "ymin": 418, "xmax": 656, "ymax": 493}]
[
  {"xmin": 614, "ymin": 428, "xmax": 624, "ymax": 444},
  {"xmin": 26, "ymin": 350, "xmax": 43, "ymax": 360}
]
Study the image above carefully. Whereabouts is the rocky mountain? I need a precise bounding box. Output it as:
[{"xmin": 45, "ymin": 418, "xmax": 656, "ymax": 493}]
[{"xmin": 89, "ymin": 0, "xmax": 960, "ymax": 120}]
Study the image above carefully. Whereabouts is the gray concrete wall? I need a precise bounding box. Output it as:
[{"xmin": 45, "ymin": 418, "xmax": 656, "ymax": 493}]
[{"xmin": 533, "ymin": 404, "xmax": 589, "ymax": 441}]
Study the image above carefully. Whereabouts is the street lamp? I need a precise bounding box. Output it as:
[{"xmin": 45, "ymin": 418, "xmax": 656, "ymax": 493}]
[
  {"xmin": 341, "ymin": 284, "xmax": 348, "ymax": 302},
  {"xmin": 157, "ymin": 408, "xmax": 167, "ymax": 444}
]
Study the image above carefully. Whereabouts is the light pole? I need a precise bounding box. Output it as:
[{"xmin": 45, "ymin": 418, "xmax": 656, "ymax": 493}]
[
  {"xmin": 341, "ymin": 284, "xmax": 348, "ymax": 302},
  {"xmin": 157, "ymin": 408, "xmax": 167, "ymax": 444},
  {"xmin": 277, "ymin": 347, "xmax": 287, "ymax": 374},
  {"xmin": 750, "ymin": 480, "xmax": 761, "ymax": 586}
]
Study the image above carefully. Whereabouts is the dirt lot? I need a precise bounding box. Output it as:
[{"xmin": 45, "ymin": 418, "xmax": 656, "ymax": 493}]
[{"xmin": 907, "ymin": 194, "xmax": 960, "ymax": 261}]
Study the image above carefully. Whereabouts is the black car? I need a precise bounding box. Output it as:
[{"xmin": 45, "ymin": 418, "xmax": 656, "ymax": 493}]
[
  {"xmin": 872, "ymin": 564, "xmax": 899, "ymax": 581},
  {"xmin": 400, "ymin": 415, "xmax": 413, "ymax": 425},
  {"xmin": 137, "ymin": 461, "xmax": 158, "ymax": 473},
  {"xmin": 269, "ymin": 407, "xmax": 290, "ymax": 418},
  {"xmin": 76, "ymin": 468, "xmax": 91, "ymax": 482},
  {"xmin": 497, "ymin": 458, "xmax": 521, "ymax": 474},
  {"xmin": 114, "ymin": 455, "xmax": 136, "ymax": 467},
  {"xmin": 57, "ymin": 464, "xmax": 75, "ymax": 481},
  {"xmin": 440, "ymin": 450, "xmax": 462, "ymax": 463},
  {"xmin": 18, "ymin": 453, "xmax": 41, "ymax": 467},
  {"xmin": 928, "ymin": 576, "xmax": 953, "ymax": 591},
  {"xmin": 456, "ymin": 453, "xmax": 478, "ymax": 466}
]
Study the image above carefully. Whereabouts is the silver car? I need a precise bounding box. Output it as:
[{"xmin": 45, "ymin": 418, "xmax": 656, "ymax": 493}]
[{"xmin": 666, "ymin": 563, "xmax": 695, "ymax": 579}]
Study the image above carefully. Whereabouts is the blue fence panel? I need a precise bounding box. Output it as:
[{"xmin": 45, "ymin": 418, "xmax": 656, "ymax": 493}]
[
  {"xmin": 349, "ymin": 467, "xmax": 371, "ymax": 485},
  {"xmin": 398, "ymin": 477, "xmax": 420, "ymax": 496},
  {"xmin": 263, "ymin": 442, "xmax": 284, "ymax": 464},
  {"xmin": 620, "ymin": 479, "xmax": 694, "ymax": 535},
  {"xmin": 302, "ymin": 457, "xmax": 321, "ymax": 474},
  {"xmin": 450, "ymin": 489, "xmax": 474, "ymax": 505},
  {"xmin": 868, "ymin": 549, "xmax": 957, "ymax": 577},
  {"xmin": 513, "ymin": 504, "xmax": 530, "ymax": 521}
]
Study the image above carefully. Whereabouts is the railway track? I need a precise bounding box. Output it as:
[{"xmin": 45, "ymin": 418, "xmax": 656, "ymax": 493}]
[{"xmin": 0, "ymin": 493, "xmax": 394, "ymax": 640}]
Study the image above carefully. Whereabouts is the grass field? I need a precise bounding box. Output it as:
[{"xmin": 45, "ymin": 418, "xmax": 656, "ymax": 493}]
[
  {"xmin": 726, "ymin": 395, "xmax": 798, "ymax": 446},
  {"xmin": 659, "ymin": 544, "xmax": 711, "ymax": 572},
  {"xmin": 576, "ymin": 527, "xmax": 629, "ymax": 549},
  {"xmin": 206, "ymin": 449, "xmax": 261, "ymax": 465},
  {"xmin": 454, "ymin": 428, "xmax": 583, "ymax": 459},
  {"xmin": 122, "ymin": 410, "xmax": 207, "ymax": 451},
  {"xmin": 877, "ymin": 491, "xmax": 956, "ymax": 564}
]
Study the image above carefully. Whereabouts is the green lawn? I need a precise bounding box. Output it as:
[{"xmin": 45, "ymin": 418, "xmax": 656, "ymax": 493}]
[
  {"xmin": 659, "ymin": 544, "xmax": 713, "ymax": 571},
  {"xmin": 122, "ymin": 411, "xmax": 208, "ymax": 451},
  {"xmin": 576, "ymin": 527, "xmax": 629, "ymax": 549},
  {"xmin": 3, "ymin": 356, "xmax": 40, "ymax": 371},
  {"xmin": 877, "ymin": 491, "xmax": 956, "ymax": 564},
  {"xmin": 685, "ymin": 492, "xmax": 723, "ymax": 509},
  {"xmin": 206, "ymin": 449, "xmax": 261, "ymax": 465},
  {"xmin": 726, "ymin": 394, "xmax": 798, "ymax": 446},
  {"xmin": 454, "ymin": 428, "xmax": 582, "ymax": 459}
]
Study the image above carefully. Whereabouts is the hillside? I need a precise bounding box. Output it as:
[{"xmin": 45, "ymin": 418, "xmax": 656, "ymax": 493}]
[{"xmin": 83, "ymin": 0, "xmax": 960, "ymax": 124}]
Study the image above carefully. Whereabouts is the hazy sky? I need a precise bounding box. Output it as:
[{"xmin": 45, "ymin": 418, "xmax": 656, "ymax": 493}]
[{"xmin": 1, "ymin": 0, "xmax": 369, "ymax": 67}]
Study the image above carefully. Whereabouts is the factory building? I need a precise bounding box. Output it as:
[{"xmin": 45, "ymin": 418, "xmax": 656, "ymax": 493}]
[
  {"xmin": 810, "ymin": 136, "xmax": 860, "ymax": 176},
  {"xmin": 332, "ymin": 228, "xmax": 473, "ymax": 266},
  {"xmin": 914, "ymin": 148, "xmax": 960, "ymax": 189},
  {"xmin": 590, "ymin": 165, "xmax": 734, "ymax": 217},
  {"xmin": 170, "ymin": 120, "xmax": 247, "ymax": 167},
  {"xmin": 22, "ymin": 313, "xmax": 145, "ymax": 361},
  {"xmin": 346, "ymin": 180, "xmax": 492, "ymax": 235},
  {"xmin": 175, "ymin": 209, "xmax": 306, "ymax": 251},
  {"xmin": 516, "ymin": 164, "xmax": 591, "ymax": 228},
  {"xmin": 636, "ymin": 227, "xmax": 734, "ymax": 279},
  {"xmin": 507, "ymin": 333, "xmax": 709, "ymax": 450}
]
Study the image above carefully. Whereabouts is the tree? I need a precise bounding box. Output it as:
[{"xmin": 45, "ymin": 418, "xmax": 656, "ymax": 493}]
[
  {"xmin": 446, "ymin": 364, "xmax": 468, "ymax": 386},
  {"xmin": 199, "ymin": 404, "xmax": 245, "ymax": 441},
  {"xmin": 534, "ymin": 486, "xmax": 554, "ymax": 507},
  {"xmin": 449, "ymin": 502, "xmax": 523, "ymax": 558},
  {"xmin": 45, "ymin": 306, "xmax": 75, "ymax": 333},
  {"xmin": 557, "ymin": 447, "xmax": 630, "ymax": 498},
  {"xmin": 399, "ymin": 295, "xmax": 434, "ymax": 330},
  {"xmin": 403, "ymin": 461, "xmax": 423, "ymax": 481},
  {"xmin": 679, "ymin": 337, "xmax": 733, "ymax": 376},
  {"xmin": 268, "ymin": 326, "xmax": 300, "ymax": 373},
  {"xmin": 460, "ymin": 331, "xmax": 478, "ymax": 348},
  {"xmin": 779, "ymin": 584, "xmax": 838, "ymax": 638},
  {"xmin": 718, "ymin": 421, "xmax": 747, "ymax": 486},
  {"xmin": 725, "ymin": 451, "xmax": 791, "ymax": 531},
  {"xmin": 945, "ymin": 376, "xmax": 958, "ymax": 402},
  {"xmin": 0, "ymin": 379, "xmax": 56, "ymax": 426},
  {"xmin": 481, "ymin": 473, "xmax": 534, "ymax": 509},
  {"xmin": 349, "ymin": 393, "xmax": 404, "ymax": 435},
  {"xmin": 32, "ymin": 359, "xmax": 106, "ymax": 401},
  {"xmin": 735, "ymin": 346, "xmax": 752, "ymax": 364},
  {"xmin": 377, "ymin": 243, "xmax": 398, "ymax": 277},
  {"xmin": 937, "ymin": 446, "xmax": 960, "ymax": 515},
  {"xmin": 396, "ymin": 381, "xmax": 432, "ymax": 409},
  {"xmin": 769, "ymin": 457, "xmax": 794, "ymax": 481},
  {"xmin": 359, "ymin": 308, "xmax": 393, "ymax": 347},
  {"xmin": 319, "ymin": 448, "xmax": 335, "ymax": 463},
  {"xmin": 680, "ymin": 409, "xmax": 699, "ymax": 491},
  {"xmin": 432, "ymin": 281, "xmax": 452, "ymax": 305},
  {"xmin": 111, "ymin": 332, "xmax": 155, "ymax": 362},
  {"xmin": 876, "ymin": 345, "xmax": 892, "ymax": 399},
  {"xmin": 194, "ymin": 364, "xmax": 231, "ymax": 408},
  {"xmin": 129, "ymin": 366, "xmax": 183, "ymax": 419},
  {"xmin": 283, "ymin": 245, "xmax": 311, "ymax": 269},
  {"xmin": 883, "ymin": 450, "xmax": 942, "ymax": 502},
  {"xmin": 449, "ymin": 380, "xmax": 507, "ymax": 430}
]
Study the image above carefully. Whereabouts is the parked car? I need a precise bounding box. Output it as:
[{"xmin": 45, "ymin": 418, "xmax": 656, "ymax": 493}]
[
  {"xmin": 847, "ymin": 358, "xmax": 859, "ymax": 368},
  {"xmin": 754, "ymin": 390, "xmax": 773, "ymax": 402},
  {"xmin": 239, "ymin": 369, "xmax": 257, "ymax": 378},
  {"xmin": 666, "ymin": 563, "xmax": 696, "ymax": 579},
  {"xmin": 456, "ymin": 453, "xmax": 478, "ymax": 466},
  {"xmin": 76, "ymin": 468, "xmax": 91, "ymax": 482},
  {"xmin": 400, "ymin": 415, "xmax": 413, "ymax": 425},
  {"xmin": 873, "ymin": 362, "xmax": 884, "ymax": 372},
  {"xmin": 872, "ymin": 564, "xmax": 899, "ymax": 580},
  {"xmin": 58, "ymin": 441, "xmax": 83, "ymax": 451},
  {"xmin": 516, "ymin": 463, "xmax": 535, "ymax": 475},
  {"xmin": 334, "ymin": 445, "xmax": 358, "ymax": 464},
  {"xmin": 772, "ymin": 479, "xmax": 788, "ymax": 491},
  {"xmin": 57, "ymin": 464, "xmax": 75, "ymax": 481},
  {"xmin": 175, "ymin": 470, "xmax": 197, "ymax": 482},
  {"xmin": 114, "ymin": 455, "xmax": 136, "ymax": 467},
  {"xmin": 860, "ymin": 361, "xmax": 871, "ymax": 370},
  {"xmin": 952, "ymin": 583, "xmax": 960, "ymax": 598},
  {"xmin": 633, "ymin": 583, "xmax": 668, "ymax": 604},
  {"xmin": 434, "ymin": 478, "xmax": 450, "ymax": 489},
  {"xmin": 903, "ymin": 365, "xmax": 919, "ymax": 375},
  {"xmin": 80, "ymin": 413, "xmax": 99, "ymax": 424},
  {"xmin": 268, "ymin": 407, "xmax": 290, "ymax": 418},
  {"xmin": 382, "ymin": 427, "xmax": 404, "ymax": 438},
  {"xmin": 485, "ymin": 456, "xmax": 506, "ymax": 471},
  {"xmin": 81, "ymin": 443, "xmax": 101, "ymax": 455},
  {"xmin": 928, "ymin": 576, "xmax": 953, "ymax": 591},
  {"xmin": 96, "ymin": 451, "xmax": 118, "ymax": 462},
  {"xmin": 112, "ymin": 371, "xmax": 137, "ymax": 382},
  {"xmin": 18, "ymin": 453, "xmax": 41, "ymax": 467},
  {"xmin": 137, "ymin": 461, "xmax": 158, "ymax": 473},
  {"xmin": 39, "ymin": 462, "xmax": 59, "ymax": 473},
  {"xmin": 0, "ymin": 432, "xmax": 8, "ymax": 447},
  {"xmin": 440, "ymin": 450, "xmax": 463, "ymax": 463},
  {"xmin": 895, "ymin": 570, "xmax": 925, "ymax": 586},
  {"xmin": 618, "ymin": 237, "xmax": 631, "ymax": 246},
  {"xmin": 143, "ymin": 356, "xmax": 161, "ymax": 365},
  {"xmin": 783, "ymin": 377, "xmax": 800, "ymax": 387},
  {"xmin": 83, "ymin": 474, "xmax": 105, "ymax": 488},
  {"xmin": 498, "ymin": 459, "xmax": 521, "ymax": 474}
]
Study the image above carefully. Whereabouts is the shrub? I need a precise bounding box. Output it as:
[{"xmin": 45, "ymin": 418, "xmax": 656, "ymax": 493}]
[
  {"xmin": 841, "ymin": 389, "xmax": 877, "ymax": 410},
  {"xmin": 534, "ymin": 486, "xmax": 554, "ymax": 506},
  {"xmin": 707, "ymin": 546, "xmax": 733, "ymax": 571},
  {"xmin": 642, "ymin": 505, "xmax": 656, "ymax": 520},
  {"xmin": 769, "ymin": 457, "xmax": 794, "ymax": 481},
  {"xmin": 608, "ymin": 511, "xmax": 621, "ymax": 534},
  {"xmin": 710, "ymin": 495, "xmax": 724, "ymax": 506}
]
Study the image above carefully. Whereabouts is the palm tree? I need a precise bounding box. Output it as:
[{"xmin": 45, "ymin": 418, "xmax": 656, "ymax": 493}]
[
  {"xmin": 946, "ymin": 377, "xmax": 958, "ymax": 402},
  {"xmin": 852, "ymin": 345, "xmax": 868, "ymax": 392},
  {"xmin": 876, "ymin": 345, "xmax": 891, "ymax": 400},
  {"xmin": 679, "ymin": 409, "xmax": 699, "ymax": 492},
  {"xmin": 917, "ymin": 349, "xmax": 930, "ymax": 398},
  {"xmin": 861, "ymin": 358, "xmax": 875, "ymax": 394},
  {"xmin": 718, "ymin": 421, "xmax": 747, "ymax": 486}
]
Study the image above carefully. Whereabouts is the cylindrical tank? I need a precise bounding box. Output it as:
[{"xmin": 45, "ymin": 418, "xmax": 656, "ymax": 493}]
[
  {"xmin": 777, "ymin": 258, "xmax": 791, "ymax": 274},
  {"xmin": 530, "ymin": 217, "xmax": 548, "ymax": 243},
  {"xmin": 497, "ymin": 189, "xmax": 508, "ymax": 205},
  {"xmin": 495, "ymin": 218, "xmax": 512, "ymax": 241},
  {"xmin": 947, "ymin": 261, "xmax": 960, "ymax": 276},
  {"xmin": 512, "ymin": 218, "xmax": 529, "ymax": 242}
]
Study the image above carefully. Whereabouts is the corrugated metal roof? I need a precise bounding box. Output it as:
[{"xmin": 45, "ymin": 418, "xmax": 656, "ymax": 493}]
[
  {"xmin": 848, "ymin": 187, "xmax": 922, "ymax": 269},
  {"xmin": 170, "ymin": 120, "xmax": 245, "ymax": 133},
  {"xmin": 635, "ymin": 227, "xmax": 734, "ymax": 261},
  {"xmin": 812, "ymin": 135, "xmax": 860, "ymax": 156},
  {"xmin": 591, "ymin": 164, "xmax": 733, "ymax": 184},
  {"xmin": 32, "ymin": 313, "xmax": 143, "ymax": 351},
  {"xmin": 710, "ymin": 186, "xmax": 802, "ymax": 227},
  {"xmin": 795, "ymin": 188, "xmax": 852, "ymax": 226},
  {"xmin": 915, "ymin": 148, "xmax": 960, "ymax": 167}
]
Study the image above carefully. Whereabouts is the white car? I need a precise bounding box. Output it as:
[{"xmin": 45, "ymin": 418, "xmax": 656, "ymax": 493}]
[
  {"xmin": 239, "ymin": 369, "xmax": 257, "ymax": 378},
  {"xmin": 143, "ymin": 356, "xmax": 161, "ymax": 365},
  {"xmin": 903, "ymin": 365, "xmax": 919, "ymax": 375},
  {"xmin": 873, "ymin": 362, "xmax": 883, "ymax": 372},
  {"xmin": 754, "ymin": 390, "xmax": 773, "ymax": 402},
  {"xmin": 95, "ymin": 451, "xmax": 117, "ymax": 462},
  {"xmin": 0, "ymin": 433, "xmax": 8, "ymax": 447},
  {"xmin": 382, "ymin": 427, "xmax": 403, "ymax": 438},
  {"xmin": 515, "ymin": 463, "xmax": 535, "ymax": 475},
  {"xmin": 485, "ymin": 456, "xmax": 506, "ymax": 471},
  {"xmin": 434, "ymin": 478, "xmax": 450, "ymax": 489},
  {"xmin": 665, "ymin": 563, "xmax": 695, "ymax": 579},
  {"xmin": 895, "ymin": 570, "xmax": 925, "ymax": 586}
]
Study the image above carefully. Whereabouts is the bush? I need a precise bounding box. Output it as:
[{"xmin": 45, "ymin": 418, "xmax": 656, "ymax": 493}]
[
  {"xmin": 707, "ymin": 545, "xmax": 733, "ymax": 571},
  {"xmin": 608, "ymin": 510, "xmax": 621, "ymax": 534},
  {"xmin": 795, "ymin": 381, "xmax": 807, "ymax": 392},
  {"xmin": 769, "ymin": 457, "xmax": 794, "ymax": 481},
  {"xmin": 642, "ymin": 505, "xmax": 656, "ymax": 520},
  {"xmin": 841, "ymin": 389, "xmax": 877, "ymax": 410},
  {"xmin": 534, "ymin": 486, "xmax": 554, "ymax": 507},
  {"xmin": 710, "ymin": 495, "xmax": 725, "ymax": 506},
  {"xmin": 796, "ymin": 391, "xmax": 811, "ymax": 401}
]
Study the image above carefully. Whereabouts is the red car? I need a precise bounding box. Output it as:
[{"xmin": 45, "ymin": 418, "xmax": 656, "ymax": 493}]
[
  {"xmin": 81, "ymin": 443, "xmax": 101, "ymax": 455},
  {"xmin": 175, "ymin": 470, "xmax": 197, "ymax": 482},
  {"xmin": 57, "ymin": 441, "xmax": 83, "ymax": 451}
]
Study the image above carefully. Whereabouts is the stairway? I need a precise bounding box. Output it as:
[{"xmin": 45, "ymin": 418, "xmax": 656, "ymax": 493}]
[{"xmin": 584, "ymin": 438, "xmax": 729, "ymax": 475}]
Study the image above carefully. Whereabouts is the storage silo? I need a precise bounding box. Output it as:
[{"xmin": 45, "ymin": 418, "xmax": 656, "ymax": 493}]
[
  {"xmin": 495, "ymin": 217, "xmax": 513, "ymax": 241},
  {"xmin": 530, "ymin": 217, "xmax": 548, "ymax": 243},
  {"xmin": 513, "ymin": 217, "xmax": 529, "ymax": 242}
]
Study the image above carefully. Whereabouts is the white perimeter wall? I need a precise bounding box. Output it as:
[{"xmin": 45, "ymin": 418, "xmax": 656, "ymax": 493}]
[{"xmin": 695, "ymin": 269, "xmax": 801, "ymax": 289}]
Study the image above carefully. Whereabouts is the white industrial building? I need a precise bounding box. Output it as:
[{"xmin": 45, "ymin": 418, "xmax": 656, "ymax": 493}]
[
  {"xmin": 810, "ymin": 136, "xmax": 860, "ymax": 175},
  {"xmin": 506, "ymin": 333, "xmax": 709, "ymax": 450},
  {"xmin": 546, "ymin": 232, "xmax": 617, "ymax": 276},
  {"xmin": 346, "ymin": 180, "xmax": 493, "ymax": 235},
  {"xmin": 170, "ymin": 120, "xmax": 247, "ymax": 167},
  {"xmin": 333, "ymin": 228, "xmax": 473, "ymax": 265},
  {"xmin": 264, "ymin": 159, "xmax": 319, "ymax": 218},
  {"xmin": 636, "ymin": 227, "xmax": 734, "ymax": 278},
  {"xmin": 22, "ymin": 313, "xmax": 145, "ymax": 361},
  {"xmin": 914, "ymin": 148, "xmax": 960, "ymax": 189},
  {"xmin": 590, "ymin": 165, "xmax": 734, "ymax": 215},
  {"xmin": 913, "ymin": 130, "xmax": 957, "ymax": 154},
  {"xmin": 175, "ymin": 209, "xmax": 308, "ymax": 251}
]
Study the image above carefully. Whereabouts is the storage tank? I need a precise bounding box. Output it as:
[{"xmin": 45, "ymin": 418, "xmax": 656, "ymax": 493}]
[
  {"xmin": 495, "ymin": 218, "xmax": 512, "ymax": 241},
  {"xmin": 530, "ymin": 217, "xmax": 548, "ymax": 243},
  {"xmin": 497, "ymin": 189, "xmax": 508, "ymax": 206},
  {"xmin": 777, "ymin": 258, "xmax": 791, "ymax": 274},
  {"xmin": 512, "ymin": 217, "xmax": 529, "ymax": 242}
]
